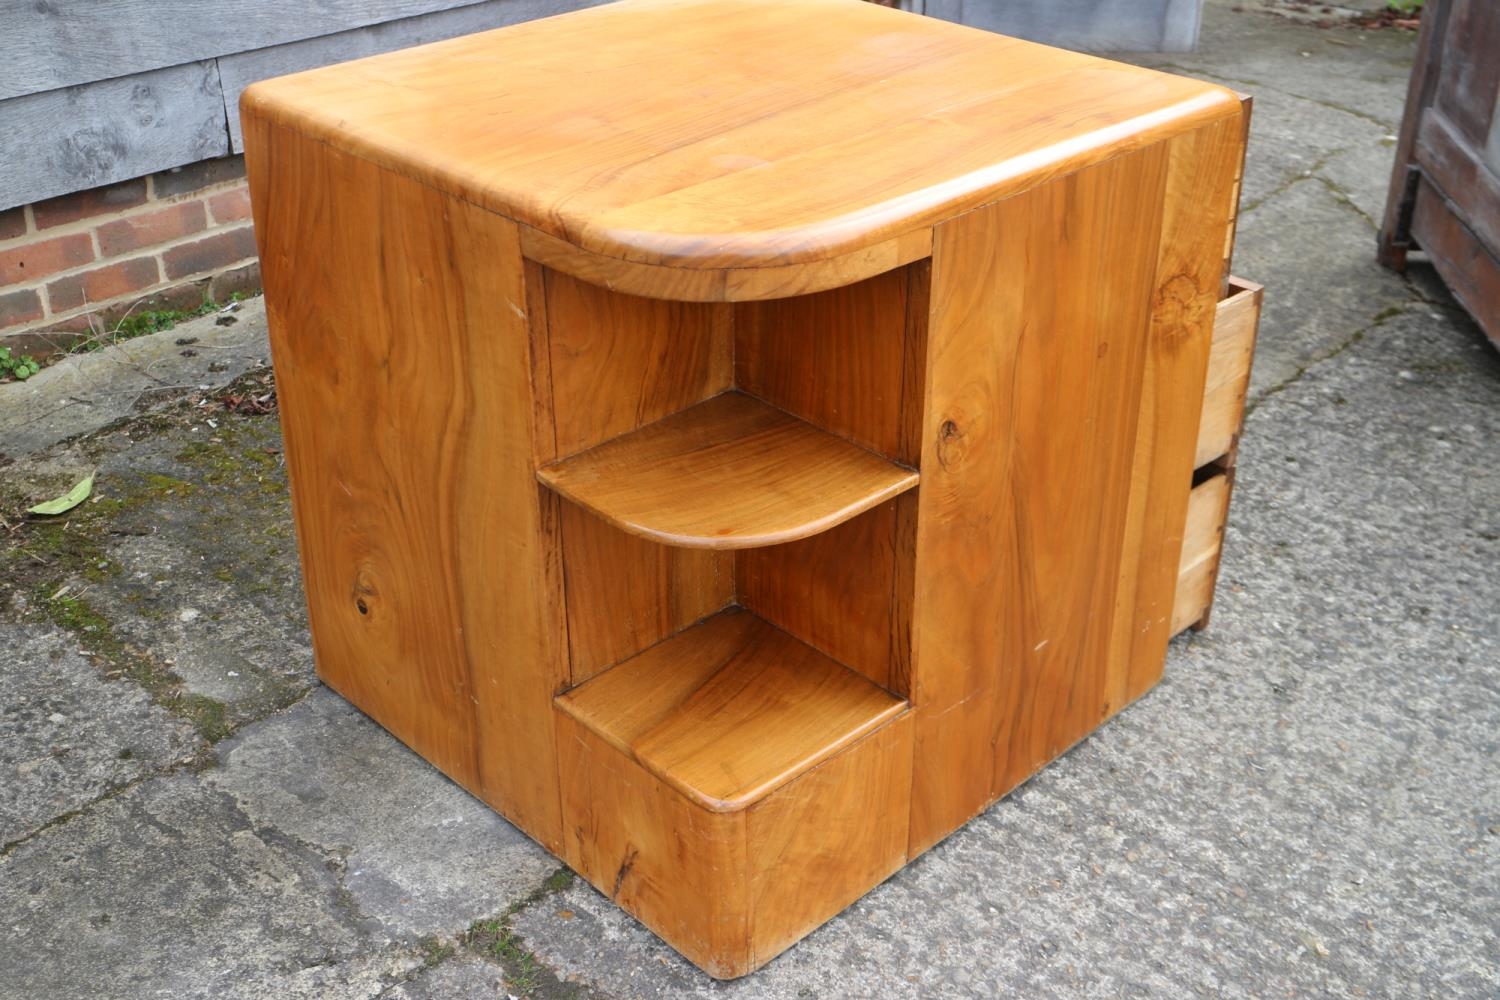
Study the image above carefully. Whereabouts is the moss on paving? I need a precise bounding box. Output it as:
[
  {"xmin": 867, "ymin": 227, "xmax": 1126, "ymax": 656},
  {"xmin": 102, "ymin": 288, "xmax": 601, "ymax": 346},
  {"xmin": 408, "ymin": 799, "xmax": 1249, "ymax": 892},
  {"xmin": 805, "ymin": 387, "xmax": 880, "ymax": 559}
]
[
  {"xmin": 1, "ymin": 372, "xmax": 295, "ymax": 747},
  {"xmin": 460, "ymin": 867, "xmax": 590, "ymax": 999},
  {"xmin": 30, "ymin": 585, "xmax": 232, "ymax": 744}
]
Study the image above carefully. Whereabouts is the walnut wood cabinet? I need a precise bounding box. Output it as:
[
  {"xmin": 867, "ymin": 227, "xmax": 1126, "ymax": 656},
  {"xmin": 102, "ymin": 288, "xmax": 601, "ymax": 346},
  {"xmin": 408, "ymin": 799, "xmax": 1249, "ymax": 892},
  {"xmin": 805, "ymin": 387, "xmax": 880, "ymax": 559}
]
[{"xmin": 243, "ymin": 0, "xmax": 1259, "ymax": 978}]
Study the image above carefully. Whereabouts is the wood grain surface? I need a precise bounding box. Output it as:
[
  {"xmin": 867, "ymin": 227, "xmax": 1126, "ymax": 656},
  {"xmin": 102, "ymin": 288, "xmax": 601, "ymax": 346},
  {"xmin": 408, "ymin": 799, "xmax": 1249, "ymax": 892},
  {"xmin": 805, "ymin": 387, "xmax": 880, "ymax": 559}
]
[
  {"xmin": 242, "ymin": 0, "xmax": 1240, "ymax": 282},
  {"xmin": 1196, "ymin": 278, "xmax": 1262, "ymax": 468},
  {"xmin": 1109, "ymin": 114, "xmax": 1244, "ymax": 700},
  {"xmin": 559, "ymin": 499, "xmax": 732, "ymax": 684},
  {"xmin": 556, "ymin": 685, "xmax": 912, "ymax": 978},
  {"xmin": 1, "ymin": 61, "xmax": 229, "ymax": 210},
  {"xmin": 541, "ymin": 267, "xmax": 731, "ymax": 458},
  {"xmin": 244, "ymin": 111, "xmax": 567, "ymax": 852},
  {"xmin": 247, "ymin": 0, "xmax": 1251, "ymax": 973},
  {"xmin": 905, "ymin": 116, "xmax": 1240, "ymax": 853},
  {"xmin": 557, "ymin": 608, "xmax": 907, "ymax": 811},
  {"xmin": 537, "ymin": 392, "xmax": 919, "ymax": 549},
  {"xmin": 1171, "ymin": 471, "xmax": 1230, "ymax": 634}
]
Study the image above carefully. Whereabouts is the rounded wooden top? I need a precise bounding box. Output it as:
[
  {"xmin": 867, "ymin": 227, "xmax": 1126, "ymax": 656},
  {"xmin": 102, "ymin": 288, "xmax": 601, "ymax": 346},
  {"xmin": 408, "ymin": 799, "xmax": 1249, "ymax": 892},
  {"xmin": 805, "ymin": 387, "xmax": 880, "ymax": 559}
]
[{"xmin": 242, "ymin": 0, "xmax": 1240, "ymax": 297}]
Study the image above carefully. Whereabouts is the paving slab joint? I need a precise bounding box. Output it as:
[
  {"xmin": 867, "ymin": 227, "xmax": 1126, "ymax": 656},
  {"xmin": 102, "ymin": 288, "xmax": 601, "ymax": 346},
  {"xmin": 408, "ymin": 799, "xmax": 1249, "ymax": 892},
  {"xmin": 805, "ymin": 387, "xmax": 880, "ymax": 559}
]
[
  {"xmin": 1245, "ymin": 300, "xmax": 1412, "ymax": 417},
  {"xmin": 455, "ymin": 866, "xmax": 613, "ymax": 999}
]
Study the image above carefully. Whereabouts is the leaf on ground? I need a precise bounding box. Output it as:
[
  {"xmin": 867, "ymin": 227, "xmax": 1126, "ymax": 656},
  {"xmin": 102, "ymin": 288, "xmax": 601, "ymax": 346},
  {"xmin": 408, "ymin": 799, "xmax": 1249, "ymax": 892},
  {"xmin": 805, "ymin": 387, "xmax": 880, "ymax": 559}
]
[{"xmin": 28, "ymin": 474, "xmax": 95, "ymax": 516}]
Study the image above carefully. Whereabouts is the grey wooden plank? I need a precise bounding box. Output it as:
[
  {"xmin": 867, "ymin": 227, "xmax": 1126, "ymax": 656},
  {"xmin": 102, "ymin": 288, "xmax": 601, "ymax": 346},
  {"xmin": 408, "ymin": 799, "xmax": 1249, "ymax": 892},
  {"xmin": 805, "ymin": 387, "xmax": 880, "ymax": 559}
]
[
  {"xmin": 219, "ymin": 0, "xmax": 605, "ymax": 152},
  {"xmin": 933, "ymin": 0, "xmax": 1202, "ymax": 52},
  {"xmin": 924, "ymin": 0, "xmax": 964, "ymax": 21},
  {"xmin": 0, "ymin": 0, "xmax": 491, "ymax": 101},
  {"xmin": 0, "ymin": 62, "xmax": 229, "ymax": 211}
]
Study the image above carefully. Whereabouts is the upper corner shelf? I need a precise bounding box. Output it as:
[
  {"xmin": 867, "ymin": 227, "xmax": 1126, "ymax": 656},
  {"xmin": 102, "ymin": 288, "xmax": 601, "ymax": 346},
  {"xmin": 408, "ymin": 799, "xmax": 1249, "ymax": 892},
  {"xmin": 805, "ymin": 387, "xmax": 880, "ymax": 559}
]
[{"xmin": 536, "ymin": 392, "xmax": 918, "ymax": 550}]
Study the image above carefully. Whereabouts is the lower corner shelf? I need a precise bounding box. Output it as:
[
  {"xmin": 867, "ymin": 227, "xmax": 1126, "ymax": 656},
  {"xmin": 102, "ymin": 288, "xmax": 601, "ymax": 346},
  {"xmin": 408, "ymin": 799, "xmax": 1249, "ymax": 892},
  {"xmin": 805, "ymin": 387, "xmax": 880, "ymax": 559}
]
[{"xmin": 555, "ymin": 608, "xmax": 908, "ymax": 813}]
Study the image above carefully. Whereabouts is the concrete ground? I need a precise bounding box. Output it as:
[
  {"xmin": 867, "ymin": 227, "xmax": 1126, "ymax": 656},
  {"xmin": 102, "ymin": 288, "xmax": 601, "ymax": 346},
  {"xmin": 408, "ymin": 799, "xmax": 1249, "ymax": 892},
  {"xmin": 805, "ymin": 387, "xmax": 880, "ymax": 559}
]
[{"xmin": 2, "ymin": 3, "xmax": 1496, "ymax": 998}]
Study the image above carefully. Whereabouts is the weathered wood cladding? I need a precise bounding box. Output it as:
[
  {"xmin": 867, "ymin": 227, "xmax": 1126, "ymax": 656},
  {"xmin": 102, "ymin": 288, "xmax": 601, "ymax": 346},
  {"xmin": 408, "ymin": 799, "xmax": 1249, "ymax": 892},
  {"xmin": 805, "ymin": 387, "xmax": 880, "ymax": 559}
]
[{"xmin": 0, "ymin": 0, "xmax": 604, "ymax": 210}]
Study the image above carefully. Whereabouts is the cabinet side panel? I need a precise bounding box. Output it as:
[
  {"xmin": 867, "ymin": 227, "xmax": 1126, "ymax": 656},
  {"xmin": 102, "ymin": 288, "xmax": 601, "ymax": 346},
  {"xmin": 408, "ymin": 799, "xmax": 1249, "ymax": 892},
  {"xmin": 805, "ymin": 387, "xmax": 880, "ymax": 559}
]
[
  {"xmin": 1111, "ymin": 114, "xmax": 1244, "ymax": 706},
  {"xmin": 245, "ymin": 113, "xmax": 565, "ymax": 848},
  {"xmin": 907, "ymin": 144, "xmax": 1171, "ymax": 855}
]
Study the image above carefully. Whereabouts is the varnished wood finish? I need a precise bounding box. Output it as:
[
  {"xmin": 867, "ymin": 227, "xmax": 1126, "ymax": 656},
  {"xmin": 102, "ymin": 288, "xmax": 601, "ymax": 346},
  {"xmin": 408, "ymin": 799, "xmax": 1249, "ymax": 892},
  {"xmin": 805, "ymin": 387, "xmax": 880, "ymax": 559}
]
[
  {"xmin": 742, "ymin": 713, "xmax": 912, "ymax": 970},
  {"xmin": 1112, "ymin": 116, "xmax": 1245, "ymax": 695},
  {"xmin": 244, "ymin": 114, "xmax": 567, "ymax": 852},
  {"xmin": 556, "ymin": 704, "xmax": 912, "ymax": 978},
  {"xmin": 555, "ymin": 713, "xmax": 750, "ymax": 976},
  {"xmin": 738, "ymin": 499, "xmax": 913, "ymax": 692},
  {"xmin": 557, "ymin": 609, "xmax": 907, "ymax": 811},
  {"xmin": 735, "ymin": 265, "xmax": 915, "ymax": 460},
  {"xmin": 521, "ymin": 223, "xmax": 934, "ymax": 303},
  {"xmin": 242, "ymin": 0, "xmax": 1239, "ymax": 284},
  {"xmin": 559, "ymin": 500, "xmax": 732, "ymax": 685},
  {"xmin": 541, "ymin": 267, "xmax": 731, "ymax": 458},
  {"xmin": 537, "ymin": 392, "xmax": 919, "ymax": 550},
  {"xmin": 909, "ymin": 145, "xmax": 1171, "ymax": 853},
  {"xmin": 1196, "ymin": 278, "xmax": 1263, "ymax": 470},
  {"xmin": 246, "ymin": 0, "xmax": 1253, "ymax": 978}
]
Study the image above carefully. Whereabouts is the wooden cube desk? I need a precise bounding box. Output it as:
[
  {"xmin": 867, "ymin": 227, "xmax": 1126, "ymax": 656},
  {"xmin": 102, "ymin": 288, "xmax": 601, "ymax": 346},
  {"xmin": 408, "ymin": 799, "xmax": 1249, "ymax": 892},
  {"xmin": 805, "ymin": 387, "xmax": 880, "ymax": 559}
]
[{"xmin": 243, "ymin": 0, "xmax": 1260, "ymax": 978}]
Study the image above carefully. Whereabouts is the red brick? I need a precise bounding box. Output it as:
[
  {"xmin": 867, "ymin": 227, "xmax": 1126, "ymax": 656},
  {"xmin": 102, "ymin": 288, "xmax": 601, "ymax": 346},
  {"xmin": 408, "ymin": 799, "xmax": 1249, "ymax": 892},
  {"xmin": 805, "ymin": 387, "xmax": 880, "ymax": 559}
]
[
  {"xmin": 33, "ymin": 179, "xmax": 148, "ymax": 229},
  {"xmin": 206, "ymin": 186, "xmax": 252, "ymax": 225},
  {"xmin": 0, "ymin": 288, "xmax": 44, "ymax": 328},
  {"xmin": 46, "ymin": 256, "xmax": 161, "ymax": 313},
  {"xmin": 96, "ymin": 201, "xmax": 207, "ymax": 256},
  {"xmin": 0, "ymin": 232, "xmax": 94, "ymax": 286},
  {"xmin": 0, "ymin": 329, "xmax": 89, "ymax": 358},
  {"xmin": 39, "ymin": 279, "xmax": 209, "ymax": 335},
  {"xmin": 161, "ymin": 226, "xmax": 258, "ymax": 280},
  {"xmin": 0, "ymin": 208, "xmax": 26, "ymax": 242}
]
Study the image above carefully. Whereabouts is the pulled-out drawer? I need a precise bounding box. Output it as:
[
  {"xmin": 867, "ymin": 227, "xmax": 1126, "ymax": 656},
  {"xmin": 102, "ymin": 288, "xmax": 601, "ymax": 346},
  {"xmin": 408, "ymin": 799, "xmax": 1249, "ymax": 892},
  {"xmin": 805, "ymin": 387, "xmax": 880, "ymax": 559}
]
[
  {"xmin": 1195, "ymin": 278, "xmax": 1263, "ymax": 470},
  {"xmin": 1172, "ymin": 470, "xmax": 1231, "ymax": 635}
]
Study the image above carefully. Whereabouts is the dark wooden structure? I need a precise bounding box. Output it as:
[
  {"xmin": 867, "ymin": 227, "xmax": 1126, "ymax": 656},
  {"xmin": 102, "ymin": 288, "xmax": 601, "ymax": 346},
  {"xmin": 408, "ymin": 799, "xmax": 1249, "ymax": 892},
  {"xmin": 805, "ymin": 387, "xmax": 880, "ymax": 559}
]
[{"xmin": 1378, "ymin": 0, "xmax": 1500, "ymax": 347}]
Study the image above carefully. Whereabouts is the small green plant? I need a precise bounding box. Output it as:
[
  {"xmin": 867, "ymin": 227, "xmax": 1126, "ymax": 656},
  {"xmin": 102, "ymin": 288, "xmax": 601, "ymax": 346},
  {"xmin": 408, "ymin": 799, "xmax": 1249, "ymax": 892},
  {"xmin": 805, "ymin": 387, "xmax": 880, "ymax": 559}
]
[
  {"xmin": 1386, "ymin": 0, "xmax": 1423, "ymax": 13},
  {"xmin": 0, "ymin": 345, "xmax": 41, "ymax": 381}
]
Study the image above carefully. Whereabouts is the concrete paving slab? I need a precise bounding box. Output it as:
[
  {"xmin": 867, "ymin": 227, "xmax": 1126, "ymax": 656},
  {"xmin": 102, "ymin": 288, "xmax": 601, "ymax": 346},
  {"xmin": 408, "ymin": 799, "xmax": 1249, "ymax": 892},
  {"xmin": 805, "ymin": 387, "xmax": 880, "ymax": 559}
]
[
  {"xmin": 0, "ymin": 624, "xmax": 200, "ymax": 847},
  {"xmin": 1233, "ymin": 85, "xmax": 1394, "ymax": 217},
  {"xmin": 378, "ymin": 955, "xmax": 515, "ymax": 999},
  {"xmin": 0, "ymin": 297, "xmax": 270, "ymax": 459},
  {"xmin": 1136, "ymin": 1, "xmax": 1415, "ymax": 127},
  {"xmin": 1234, "ymin": 177, "xmax": 1412, "ymax": 399},
  {"xmin": 0, "ymin": 774, "xmax": 422, "ymax": 1000},
  {"xmin": 2, "ymin": 403, "xmax": 312, "ymax": 737},
  {"xmin": 206, "ymin": 689, "xmax": 560, "ymax": 942}
]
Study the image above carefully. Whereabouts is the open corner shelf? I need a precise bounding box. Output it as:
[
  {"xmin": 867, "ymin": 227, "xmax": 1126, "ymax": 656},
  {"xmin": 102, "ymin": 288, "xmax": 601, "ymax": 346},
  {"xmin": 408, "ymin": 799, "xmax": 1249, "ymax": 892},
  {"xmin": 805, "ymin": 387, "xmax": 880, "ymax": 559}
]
[
  {"xmin": 535, "ymin": 391, "xmax": 918, "ymax": 550},
  {"xmin": 555, "ymin": 608, "xmax": 909, "ymax": 813}
]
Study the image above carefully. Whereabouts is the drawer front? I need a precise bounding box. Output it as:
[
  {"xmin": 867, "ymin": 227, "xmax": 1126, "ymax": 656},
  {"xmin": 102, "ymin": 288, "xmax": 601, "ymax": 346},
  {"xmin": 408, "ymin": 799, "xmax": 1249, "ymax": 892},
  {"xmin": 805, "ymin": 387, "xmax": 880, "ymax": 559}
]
[
  {"xmin": 1172, "ymin": 471, "xmax": 1231, "ymax": 635},
  {"xmin": 1195, "ymin": 277, "xmax": 1263, "ymax": 469}
]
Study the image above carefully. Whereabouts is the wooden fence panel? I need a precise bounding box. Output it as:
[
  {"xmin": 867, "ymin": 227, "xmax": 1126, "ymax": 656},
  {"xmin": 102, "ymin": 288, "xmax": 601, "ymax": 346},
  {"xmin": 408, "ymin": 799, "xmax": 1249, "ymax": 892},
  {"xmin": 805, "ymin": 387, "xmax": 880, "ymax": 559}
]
[
  {"xmin": 218, "ymin": 0, "xmax": 605, "ymax": 151},
  {"xmin": 0, "ymin": 0, "xmax": 491, "ymax": 100},
  {"xmin": 0, "ymin": 62, "xmax": 230, "ymax": 210}
]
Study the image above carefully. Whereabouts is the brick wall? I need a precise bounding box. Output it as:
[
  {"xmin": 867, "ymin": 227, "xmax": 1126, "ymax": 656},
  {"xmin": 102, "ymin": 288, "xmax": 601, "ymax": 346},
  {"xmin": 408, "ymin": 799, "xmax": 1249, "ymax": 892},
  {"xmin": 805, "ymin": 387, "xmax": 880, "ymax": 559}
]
[{"xmin": 0, "ymin": 156, "xmax": 259, "ymax": 350}]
